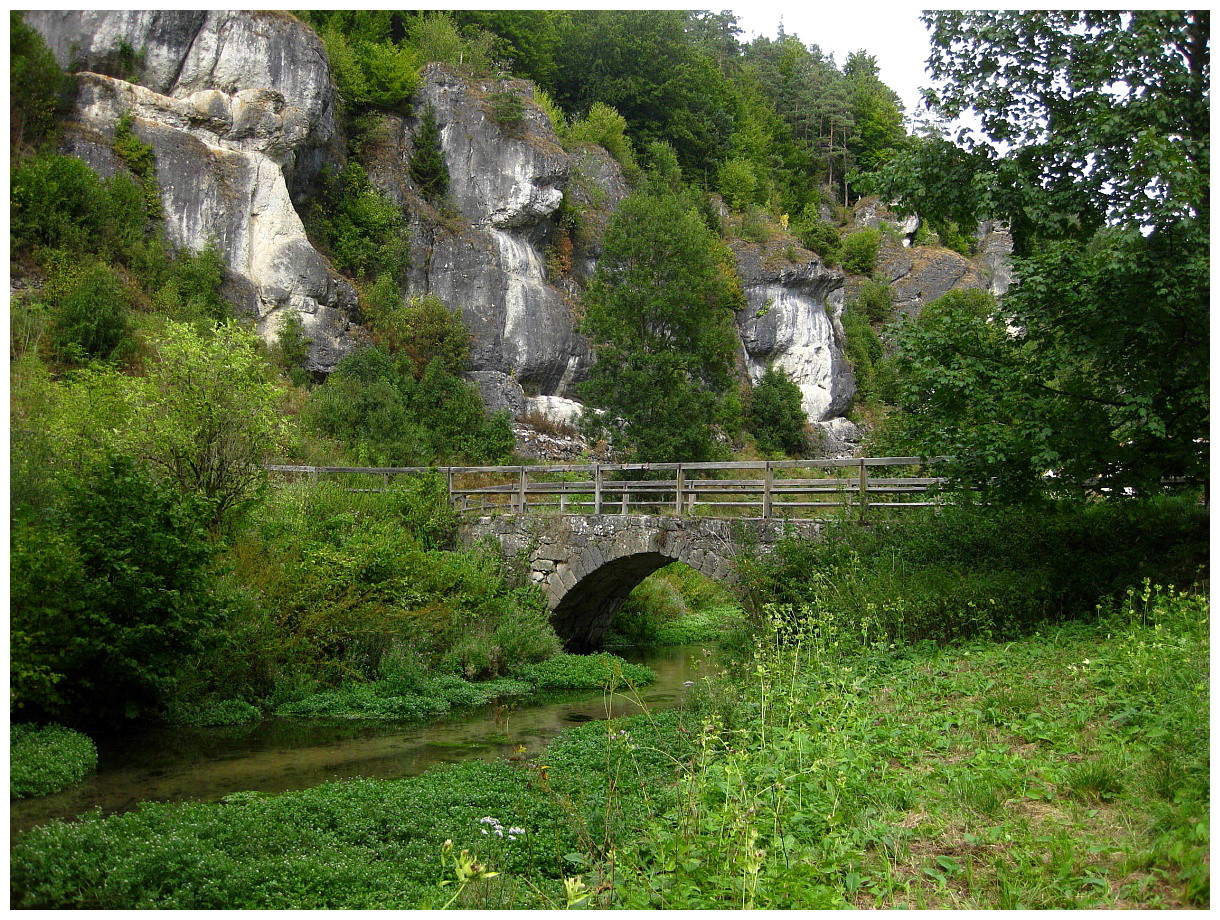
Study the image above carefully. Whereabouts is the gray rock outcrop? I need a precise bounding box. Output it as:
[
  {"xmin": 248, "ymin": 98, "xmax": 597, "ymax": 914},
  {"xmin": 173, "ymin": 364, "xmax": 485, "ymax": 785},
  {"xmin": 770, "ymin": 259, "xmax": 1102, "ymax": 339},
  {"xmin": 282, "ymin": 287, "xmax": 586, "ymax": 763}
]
[
  {"xmin": 28, "ymin": 10, "xmax": 358, "ymax": 372},
  {"xmin": 730, "ymin": 234, "xmax": 852, "ymax": 421}
]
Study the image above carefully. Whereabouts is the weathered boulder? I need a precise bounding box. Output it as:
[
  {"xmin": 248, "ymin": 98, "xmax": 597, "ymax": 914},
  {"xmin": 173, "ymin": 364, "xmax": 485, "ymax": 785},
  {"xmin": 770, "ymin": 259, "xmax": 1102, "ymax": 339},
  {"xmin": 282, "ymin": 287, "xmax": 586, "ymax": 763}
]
[{"xmin": 730, "ymin": 233, "xmax": 853, "ymax": 422}]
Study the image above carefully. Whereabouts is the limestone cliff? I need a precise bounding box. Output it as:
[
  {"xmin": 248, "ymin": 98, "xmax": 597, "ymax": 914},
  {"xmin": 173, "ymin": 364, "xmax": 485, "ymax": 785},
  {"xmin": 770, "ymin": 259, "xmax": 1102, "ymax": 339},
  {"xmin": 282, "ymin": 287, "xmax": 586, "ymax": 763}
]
[
  {"xmin": 27, "ymin": 10, "xmax": 358, "ymax": 372},
  {"xmin": 25, "ymin": 10, "xmax": 1007, "ymax": 443}
]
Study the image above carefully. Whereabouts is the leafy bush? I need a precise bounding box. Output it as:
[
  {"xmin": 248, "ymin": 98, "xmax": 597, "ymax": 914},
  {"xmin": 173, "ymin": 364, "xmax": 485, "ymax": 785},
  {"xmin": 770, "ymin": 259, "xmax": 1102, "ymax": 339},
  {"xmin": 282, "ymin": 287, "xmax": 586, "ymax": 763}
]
[
  {"xmin": 303, "ymin": 163, "xmax": 409, "ymax": 283},
  {"xmin": 740, "ymin": 500, "xmax": 1208, "ymax": 647},
  {"xmin": 488, "ymin": 90, "xmax": 525, "ymax": 126},
  {"xmin": 10, "ymin": 456, "xmax": 218, "ymax": 725},
  {"xmin": 317, "ymin": 26, "xmax": 419, "ymax": 114},
  {"xmin": 854, "ymin": 278, "xmax": 894, "ymax": 323},
  {"xmin": 796, "ymin": 217, "xmax": 842, "ymax": 263},
  {"xmin": 47, "ymin": 262, "xmax": 135, "ymax": 364},
  {"xmin": 10, "ymin": 724, "xmax": 98, "ymax": 799},
  {"xmin": 10, "ymin": 153, "xmax": 149, "ymax": 264},
  {"xmin": 512, "ymin": 653, "xmax": 656, "ymax": 690},
  {"xmin": 302, "ymin": 345, "xmax": 513, "ymax": 467},
  {"xmin": 840, "ymin": 227, "xmax": 881, "ymax": 275},
  {"xmin": 169, "ymin": 698, "xmax": 262, "ymax": 728},
  {"xmin": 717, "ymin": 158, "xmax": 759, "ymax": 211},
  {"xmin": 215, "ymin": 480, "xmax": 556, "ymax": 697},
  {"xmin": 10, "ymin": 11, "xmax": 68, "ymax": 153},
  {"xmin": 746, "ymin": 366, "xmax": 808, "ymax": 456},
  {"xmin": 564, "ymin": 102, "xmax": 640, "ymax": 180}
]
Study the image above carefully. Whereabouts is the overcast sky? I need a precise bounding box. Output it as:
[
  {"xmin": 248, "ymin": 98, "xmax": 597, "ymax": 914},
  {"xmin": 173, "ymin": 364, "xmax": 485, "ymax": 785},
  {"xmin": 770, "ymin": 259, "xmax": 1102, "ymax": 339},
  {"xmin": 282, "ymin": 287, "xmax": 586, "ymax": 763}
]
[{"xmin": 728, "ymin": 4, "xmax": 935, "ymax": 117}]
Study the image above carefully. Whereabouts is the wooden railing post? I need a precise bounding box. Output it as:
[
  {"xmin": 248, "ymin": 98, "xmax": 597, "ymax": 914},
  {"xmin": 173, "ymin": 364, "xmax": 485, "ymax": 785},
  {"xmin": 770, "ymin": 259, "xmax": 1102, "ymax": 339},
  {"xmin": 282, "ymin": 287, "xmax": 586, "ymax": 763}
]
[
  {"xmin": 763, "ymin": 461, "xmax": 773, "ymax": 520},
  {"xmin": 594, "ymin": 462, "xmax": 603, "ymax": 515},
  {"xmin": 675, "ymin": 464, "xmax": 685, "ymax": 517},
  {"xmin": 518, "ymin": 466, "xmax": 528, "ymax": 512},
  {"xmin": 858, "ymin": 459, "xmax": 869, "ymax": 517},
  {"xmin": 445, "ymin": 467, "xmax": 455, "ymax": 509}
]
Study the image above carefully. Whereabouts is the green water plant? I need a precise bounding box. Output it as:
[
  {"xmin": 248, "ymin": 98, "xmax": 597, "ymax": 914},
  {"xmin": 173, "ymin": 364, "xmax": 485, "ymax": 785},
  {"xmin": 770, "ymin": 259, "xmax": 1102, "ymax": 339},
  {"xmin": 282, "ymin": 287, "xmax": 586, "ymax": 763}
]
[{"xmin": 10, "ymin": 724, "xmax": 98, "ymax": 799}]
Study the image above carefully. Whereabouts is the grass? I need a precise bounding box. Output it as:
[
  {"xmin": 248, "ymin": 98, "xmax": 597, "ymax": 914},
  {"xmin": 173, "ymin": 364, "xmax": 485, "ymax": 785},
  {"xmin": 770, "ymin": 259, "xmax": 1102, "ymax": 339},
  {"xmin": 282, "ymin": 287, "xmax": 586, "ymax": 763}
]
[{"xmin": 10, "ymin": 583, "xmax": 1207, "ymax": 908}]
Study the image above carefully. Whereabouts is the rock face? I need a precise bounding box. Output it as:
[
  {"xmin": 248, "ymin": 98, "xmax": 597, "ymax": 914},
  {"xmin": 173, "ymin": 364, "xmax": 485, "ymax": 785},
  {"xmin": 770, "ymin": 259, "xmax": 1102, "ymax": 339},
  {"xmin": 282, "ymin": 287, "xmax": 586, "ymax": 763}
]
[
  {"xmin": 367, "ymin": 65, "xmax": 600, "ymax": 398},
  {"xmin": 27, "ymin": 11, "xmax": 1011, "ymax": 444},
  {"xmin": 27, "ymin": 10, "xmax": 358, "ymax": 372},
  {"xmin": 731, "ymin": 235, "xmax": 852, "ymax": 421}
]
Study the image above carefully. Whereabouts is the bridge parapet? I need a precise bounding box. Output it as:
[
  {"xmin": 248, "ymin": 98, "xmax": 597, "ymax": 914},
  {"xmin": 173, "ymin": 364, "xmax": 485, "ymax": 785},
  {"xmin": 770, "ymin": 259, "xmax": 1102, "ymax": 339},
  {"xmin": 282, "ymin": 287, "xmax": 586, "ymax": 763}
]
[{"xmin": 461, "ymin": 513, "xmax": 823, "ymax": 651}]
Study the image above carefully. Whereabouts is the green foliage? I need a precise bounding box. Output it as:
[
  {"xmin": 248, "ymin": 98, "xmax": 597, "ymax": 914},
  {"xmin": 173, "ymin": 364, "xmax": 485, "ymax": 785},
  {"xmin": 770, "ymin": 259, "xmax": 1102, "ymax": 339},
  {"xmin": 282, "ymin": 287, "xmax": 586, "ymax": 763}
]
[
  {"xmin": 304, "ymin": 163, "xmax": 410, "ymax": 283},
  {"xmin": 47, "ymin": 262, "xmax": 135, "ymax": 365},
  {"xmin": 10, "ymin": 759, "xmax": 575, "ymax": 908},
  {"xmin": 717, "ymin": 158, "xmax": 760, "ymax": 211},
  {"xmin": 511, "ymin": 653, "xmax": 656, "ymax": 691},
  {"xmin": 841, "ymin": 304, "xmax": 897, "ymax": 408},
  {"xmin": 209, "ymin": 479, "xmax": 554, "ymax": 697},
  {"xmin": 302, "ymin": 345, "xmax": 512, "ymax": 468},
  {"xmin": 315, "ymin": 25, "xmax": 419, "ymax": 114},
  {"xmin": 488, "ymin": 90, "xmax": 525, "ymax": 127},
  {"xmin": 408, "ymin": 104, "xmax": 450, "ymax": 203},
  {"xmin": 579, "ymin": 190, "xmax": 743, "ymax": 462},
  {"xmin": 746, "ymin": 366, "xmax": 808, "ymax": 456},
  {"xmin": 9, "ymin": 724, "xmax": 98, "ymax": 799},
  {"xmin": 840, "ymin": 227, "xmax": 881, "ymax": 275},
  {"xmin": 10, "ymin": 153, "xmax": 150, "ymax": 265},
  {"xmin": 739, "ymin": 500, "xmax": 1207, "ymax": 647},
  {"xmin": 873, "ymin": 12, "xmax": 1208, "ymax": 498},
  {"xmin": 552, "ymin": 10, "xmax": 737, "ymax": 178},
  {"xmin": 151, "ymin": 244, "xmax": 230, "ymax": 326},
  {"xmin": 794, "ymin": 215, "xmax": 842, "ymax": 263},
  {"xmin": 112, "ymin": 111, "xmax": 160, "ymax": 219},
  {"xmin": 124, "ymin": 321, "xmax": 293, "ymax": 531},
  {"xmin": 11, "ymin": 456, "xmax": 217, "ymax": 725},
  {"xmin": 364, "ymin": 290, "xmax": 470, "ymax": 379},
  {"xmin": 10, "ymin": 11, "xmax": 68, "ymax": 153},
  {"xmin": 562, "ymin": 102, "xmax": 639, "ymax": 179},
  {"xmin": 409, "ymin": 12, "xmax": 499, "ymax": 74},
  {"xmin": 168, "ymin": 698, "xmax": 262, "ymax": 728},
  {"xmin": 271, "ymin": 311, "xmax": 312, "ymax": 387},
  {"xmin": 854, "ymin": 278, "xmax": 894, "ymax": 323}
]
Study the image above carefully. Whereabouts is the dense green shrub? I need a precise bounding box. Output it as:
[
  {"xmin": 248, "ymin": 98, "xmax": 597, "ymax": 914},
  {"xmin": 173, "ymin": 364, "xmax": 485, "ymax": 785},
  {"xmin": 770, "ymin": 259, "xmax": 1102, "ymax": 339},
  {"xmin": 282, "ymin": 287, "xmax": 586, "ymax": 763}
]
[
  {"xmin": 302, "ymin": 345, "xmax": 513, "ymax": 467},
  {"xmin": 840, "ymin": 227, "xmax": 881, "ymax": 275},
  {"xmin": 212, "ymin": 480, "xmax": 557, "ymax": 698},
  {"xmin": 10, "ymin": 456, "xmax": 218, "ymax": 725},
  {"xmin": 47, "ymin": 262, "xmax": 135, "ymax": 364},
  {"xmin": 364, "ymin": 290, "xmax": 471, "ymax": 378},
  {"xmin": 746, "ymin": 366, "xmax": 808, "ymax": 456},
  {"xmin": 303, "ymin": 163, "xmax": 409, "ymax": 283},
  {"xmin": 10, "ymin": 724, "xmax": 98, "ymax": 799},
  {"xmin": 796, "ymin": 218, "xmax": 843, "ymax": 263},
  {"xmin": 564, "ymin": 102, "xmax": 640, "ymax": 180},
  {"xmin": 168, "ymin": 698, "xmax": 262, "ymax": 728},
  {"xmin": 10, "ymin": 11, "xmax": 68, "ymax": 153},
  {"xmin": 717, "ymin": 158, "xmax": 760, "ymax": 211},
  {"xmin": 740, "ymin": 500, "xmax": 1208, "ymax": 646},
  {"xmin": 316, "ymin": 26, "xmax": 420, "ymax": 114},
  {"xmin": 854, "ymin": 278, "xmax": 894, "ymax": 323},
  {"xmin": 10, "ymin": 153, "xmax": 149, "ymax": 264}
]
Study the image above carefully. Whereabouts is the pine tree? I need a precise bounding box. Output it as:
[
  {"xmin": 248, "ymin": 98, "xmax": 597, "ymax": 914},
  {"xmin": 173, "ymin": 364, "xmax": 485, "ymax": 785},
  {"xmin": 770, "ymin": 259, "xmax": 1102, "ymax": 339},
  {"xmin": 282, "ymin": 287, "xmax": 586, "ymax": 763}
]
[{"xmin": 409, "ymin": 103, "xmax": 449, "ymax": 202}]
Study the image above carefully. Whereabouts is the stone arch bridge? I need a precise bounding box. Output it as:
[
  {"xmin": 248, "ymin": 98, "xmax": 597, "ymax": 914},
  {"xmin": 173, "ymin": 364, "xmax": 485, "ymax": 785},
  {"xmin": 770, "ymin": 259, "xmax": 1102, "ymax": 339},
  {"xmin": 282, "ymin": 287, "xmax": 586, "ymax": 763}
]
[{"xmin": 461, "ymin": 514, "xmax": 823, "ymax": 652}]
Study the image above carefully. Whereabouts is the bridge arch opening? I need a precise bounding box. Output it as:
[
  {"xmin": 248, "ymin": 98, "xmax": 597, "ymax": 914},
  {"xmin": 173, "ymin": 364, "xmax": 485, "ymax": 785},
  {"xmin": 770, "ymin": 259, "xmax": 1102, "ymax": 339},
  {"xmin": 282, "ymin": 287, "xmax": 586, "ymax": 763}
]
[{"xmin": 550, "ymin": 554, "xmax": 735, "ymax": 653}]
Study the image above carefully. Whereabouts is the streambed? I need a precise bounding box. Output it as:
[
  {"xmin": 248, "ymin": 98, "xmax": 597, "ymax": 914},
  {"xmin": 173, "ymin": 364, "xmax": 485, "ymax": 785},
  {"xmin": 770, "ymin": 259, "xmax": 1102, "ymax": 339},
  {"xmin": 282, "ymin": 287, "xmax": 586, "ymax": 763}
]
[{"xmin": 11, "ymin": 645, "xmax": 719, "ymax": 837}]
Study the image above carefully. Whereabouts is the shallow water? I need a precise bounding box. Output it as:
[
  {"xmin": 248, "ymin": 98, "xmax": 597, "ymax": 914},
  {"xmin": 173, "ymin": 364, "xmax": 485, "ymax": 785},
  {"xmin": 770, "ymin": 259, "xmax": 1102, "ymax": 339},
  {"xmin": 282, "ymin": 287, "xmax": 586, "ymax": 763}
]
[{"xmin": 10, "ymin": 645, "xmax": 721, "ymax": 837}]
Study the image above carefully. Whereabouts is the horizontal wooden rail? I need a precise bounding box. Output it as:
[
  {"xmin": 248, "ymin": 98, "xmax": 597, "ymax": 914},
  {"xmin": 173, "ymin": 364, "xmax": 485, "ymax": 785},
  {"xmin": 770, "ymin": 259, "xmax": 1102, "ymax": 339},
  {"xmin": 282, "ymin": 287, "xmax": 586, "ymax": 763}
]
[{"xmin": 265, "ymin": 457, "xmax": 951, "ymax": 520}]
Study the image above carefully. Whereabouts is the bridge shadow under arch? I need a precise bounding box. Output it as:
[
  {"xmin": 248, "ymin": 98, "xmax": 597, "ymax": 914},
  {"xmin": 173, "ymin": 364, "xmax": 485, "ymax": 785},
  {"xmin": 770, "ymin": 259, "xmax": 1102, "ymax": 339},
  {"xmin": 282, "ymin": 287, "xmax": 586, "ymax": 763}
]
[{"xmin": 550, "ymin": 549, "xmax": 730, "ymax": 653}]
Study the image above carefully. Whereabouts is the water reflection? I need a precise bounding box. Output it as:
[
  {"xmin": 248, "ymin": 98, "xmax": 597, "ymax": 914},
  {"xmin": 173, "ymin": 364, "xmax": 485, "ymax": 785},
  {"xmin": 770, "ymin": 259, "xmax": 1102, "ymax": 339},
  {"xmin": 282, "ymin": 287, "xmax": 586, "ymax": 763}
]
[{"xmin": 10, "ymin": 645, "xmax": 719, "ymax": 836}]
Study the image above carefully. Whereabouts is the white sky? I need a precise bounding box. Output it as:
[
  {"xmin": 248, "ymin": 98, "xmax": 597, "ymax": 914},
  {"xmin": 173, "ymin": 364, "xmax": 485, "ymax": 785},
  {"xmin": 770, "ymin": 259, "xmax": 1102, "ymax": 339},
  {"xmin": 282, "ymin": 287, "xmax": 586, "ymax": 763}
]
[{"xmin": 728, "ymin": 4, "xmax": 935, "ymax": 117}]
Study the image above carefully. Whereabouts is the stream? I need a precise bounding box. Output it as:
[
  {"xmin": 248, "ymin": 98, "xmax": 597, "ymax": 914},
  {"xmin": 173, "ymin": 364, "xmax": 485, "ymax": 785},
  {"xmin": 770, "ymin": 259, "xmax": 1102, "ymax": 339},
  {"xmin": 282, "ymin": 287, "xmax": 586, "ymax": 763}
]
[{"xmin": 10, "ymin": 645, "xmax": 720, "ymax": 838}]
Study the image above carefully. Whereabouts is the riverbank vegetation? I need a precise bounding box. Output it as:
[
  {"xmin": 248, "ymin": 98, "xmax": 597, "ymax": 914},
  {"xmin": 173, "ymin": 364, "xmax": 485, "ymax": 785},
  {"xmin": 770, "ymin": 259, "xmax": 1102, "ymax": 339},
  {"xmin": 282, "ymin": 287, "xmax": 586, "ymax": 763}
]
[{"xmin": 12, "ymin": 584, "xmax": 1207, "ymax": 908}]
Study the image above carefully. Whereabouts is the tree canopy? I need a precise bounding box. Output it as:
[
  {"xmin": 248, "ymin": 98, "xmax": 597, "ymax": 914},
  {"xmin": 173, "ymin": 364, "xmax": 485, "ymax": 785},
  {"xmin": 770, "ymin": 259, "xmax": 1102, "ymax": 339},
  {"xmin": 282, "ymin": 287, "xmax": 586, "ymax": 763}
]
[{"xmin": 879, "ymin": 11, "xmax": 1209, "ymax": 500}]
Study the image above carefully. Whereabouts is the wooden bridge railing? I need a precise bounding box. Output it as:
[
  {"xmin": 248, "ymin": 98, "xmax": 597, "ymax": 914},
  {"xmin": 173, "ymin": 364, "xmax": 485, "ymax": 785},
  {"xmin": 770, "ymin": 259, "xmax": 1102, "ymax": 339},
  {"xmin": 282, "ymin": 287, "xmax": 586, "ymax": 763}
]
[{"xmin": 266, "ymin": 457, "xmax": 949, "ymax": 520}]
